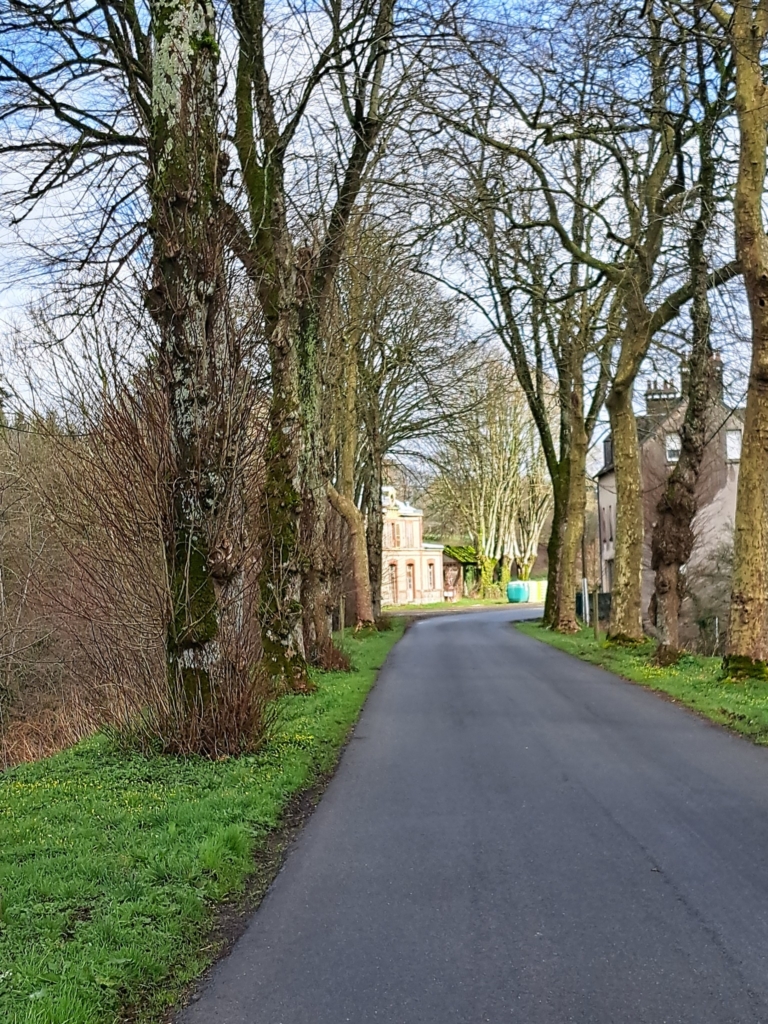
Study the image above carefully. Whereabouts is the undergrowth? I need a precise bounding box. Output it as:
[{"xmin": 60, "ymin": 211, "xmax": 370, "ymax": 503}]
[{"xmin": 0, "ymin": 623, "xmax": 403, "ymax": 1024}]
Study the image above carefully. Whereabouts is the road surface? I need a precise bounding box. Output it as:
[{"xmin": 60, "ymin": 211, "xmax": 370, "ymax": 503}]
[{"xmin": 181, "ymin": 608, "xmax": 768, "ymax": 1023}]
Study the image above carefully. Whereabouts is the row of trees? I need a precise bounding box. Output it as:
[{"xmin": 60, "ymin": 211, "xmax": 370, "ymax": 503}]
[
  {"xmin": 0, "ymin": 235, "xmax": 469, "ymax": 762},
  {"xmin": 413, "ymin": 0, "xmax": 768, "ymax": 673},
  {"xmin": 3, "ymin": 0, "xmax": 768, "ymax": 760},
  {"xmin": 1, "ymin": 0, "xmax": 430, "ymax": 754}
]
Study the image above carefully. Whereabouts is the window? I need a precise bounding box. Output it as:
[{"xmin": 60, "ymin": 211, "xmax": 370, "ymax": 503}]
[
  {"xmin": 726, "ymin": 428, "xmax": 742, "ymax": 462},
  {"xmin": 665, "ymin": 431, "xmax": 681, "ymax": 463},
  {"xmin": 428, "ymin": 562, "xmax": 435, "ymax": 590},
  {"xmin": 389, "ymin": 563, "xmax": 398, "ymax": 602},
  {"xmin": 406, "ymin": 563, "xmax": 415, "ymax": 601},
  {"xmin": 608, "ymin": 505, "xmax": 613, "ymax": 542}
]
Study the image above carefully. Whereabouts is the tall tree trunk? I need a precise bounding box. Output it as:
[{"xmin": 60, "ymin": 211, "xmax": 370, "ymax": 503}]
[
  {"xmin": 364, "ymin": 450, "xmax": 384, "ymax": 621},
  {"xmin": 228, "ymin": 20, "xmax": 310, "ymax": 682},
  {"xmin": 651, "ymin": 138, "xmax": 717, "ymax": 660},
  {"xmin": 261, "ymin": 309, "xmax": 307, "ymax": 680},
  {"xmin": 650, "ymin": 353, "xmax": 710, "ymax": 659},
  {"xmin": 724, "ymin": 4, "xmax": 768, "ymax": 677},
  {"xmin": 328, "ymin": 486, "xmax": 374, "ymax": 625},
  {"xmin": 556, "ymin": 391, "xmax": 587, "ymax": 633},
  {"xmin": 298, "ymin": 308, "xmax": 333, "ymax": 664},
  {"xmin": 543, "ymin": 467, "xmax": 568, "ymax": 628},
  {"xmin": 147, "ymin": 0, "xmax": 246, "ymax": 718},
  {"xmin": 328, "ymin": 319, "xmax": 374, "ymax": 627},
  {"xmin": 551, "ymin": 149, "xmax": 588, "ymax": 634},
  {"xmin": 606, "ymin": 381, "xmax": 644, "ymax": 640},
  {"xmin": 478, "ymin": 553, "xmax": 497, "ymax": 595}
]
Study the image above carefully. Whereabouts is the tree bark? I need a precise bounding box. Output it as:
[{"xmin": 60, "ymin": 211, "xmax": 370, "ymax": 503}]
[
  {"xmin": 650, "ymin": 16, "xmax": 726, "ymax": 664},
  {"xmin": 327, "ymin": 312, "xmax": 375, "ymax": 627},
  {"xmin": 328, "ymin": 485, "xmax": 374, "ymax": 625},
  {"xmin": 228, "ymin": 19, "xmax": 309, "ymax": 681},
  {"xmin": 556, "ymin": 405, "xmax": 587, "ymax": 633},
  {"xmin": 651, "ymin": 241, "xmax": 714, "ymax": 659},
  {"xmin": 228, "ymin": 0, "xmax": 394, "ymax": 677},
  {"xmin": 516, "ymin": 557, "xmax": 534, "ymax": 581},
  {"xmin": 260, "ymin": 308, "xmax": 306, "ymax": 680},
  {"xmin": 543, "ymin": 470, "xmax": 567, "ymax": 628},
  {"xmin": 478, "ymin": 553, "xmax": 497, "ymax": 595},
  {"xmin": 147, "ymin": 0, "xmax": 246, "ymax": 718},
  {"xmin": 606, "ymin": 381, "xmax": 644, "ymax": 641},
  {"xmin": 297, "ymin": 308, "xmax": 334, "ymax": 664},
  {"xmin": 723, "ymin": 2, "xmax": 768, "ymax": 677},
  {"xmin": 363, "ymin": 450, "xmax": 384, "ymax": 620}
]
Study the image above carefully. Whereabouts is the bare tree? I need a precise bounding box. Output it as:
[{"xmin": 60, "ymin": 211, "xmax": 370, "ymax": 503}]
[
  {"xmin": 421, "ymin": 120, "xmax": 616, "ymax": 628},
  {"xmin": 428, "ymin": 0, "xmax": 738, "ymax": 638},
  {"xmin": 8, "ymin": 290, "xmax": 271, "ymax": 755},
  {"xmin": 425, "ymin": 354, "xmax": 553, "ymax": 591},
  {"xmin": 705, "ymin": 1, "xmax": 768, "ymax": 677},
  {"xmin": 348, "ymin": 232, "xmax": 469, "ymax": 617},
  {"xmin": 0, "ymin": 0, "xmax": 425, "ymax": 689},
  {"xmin": 650, "ymin": 5, "xmax": 732, "ymax": 661},
  {"xmin": 223, "ymin": 0, "xmax": 408, "ymax": 673},
  {"xmin": 0, "ymin": 0, "xmax": 272, "ymax": 744}
]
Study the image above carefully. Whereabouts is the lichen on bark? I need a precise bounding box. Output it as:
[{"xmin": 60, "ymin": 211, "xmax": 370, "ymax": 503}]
[
  {"xmin": 721, "ymin": 2, "xmax": 768, "ymax": 676},
  {"xmin": 147, "ymin": 0, "xmax": 254, "ymax": 730}
]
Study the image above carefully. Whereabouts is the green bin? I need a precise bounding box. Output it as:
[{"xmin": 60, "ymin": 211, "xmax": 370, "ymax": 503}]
[{"xmin": 507, "ymin": 581, "xmax": 529, "ymax": 603}]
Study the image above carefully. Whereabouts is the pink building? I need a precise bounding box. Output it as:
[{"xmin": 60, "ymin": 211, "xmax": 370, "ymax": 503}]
[{"xmin": 381, "ymin": 487, "xmax": 444, "ymax": 605}]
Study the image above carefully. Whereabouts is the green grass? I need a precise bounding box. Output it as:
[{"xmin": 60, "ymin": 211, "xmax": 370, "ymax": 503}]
[
  {"xmin": 0, "ymin": 624, "xmax": 403, "ymax": 1024},
  {"xmin": 516, "ymin": 620, "xmax": 768, "ymax": 744}
]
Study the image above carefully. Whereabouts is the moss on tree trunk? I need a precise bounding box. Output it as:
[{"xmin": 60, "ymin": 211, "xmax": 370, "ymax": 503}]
[
  {"xmin": 554, "ymin": 378, "xmax": 588, "ymax": 633},
  {"xmin": 326, "ymin": 316, "xmax": 375, "ymax": 628},
  {"xmin": 148, "ymin": 0, "xmax": 250, "ymax": 726},
  {"xmin": 543, "ymin": 474, "xmax": 567, "ymax": 629},
  {"xmin": 723, "ymin": 4, "xmax": 768, "ymax": 677},
  {"xmin": 606, "ymin": 383, "xmax": 644, "ymax": 641}
]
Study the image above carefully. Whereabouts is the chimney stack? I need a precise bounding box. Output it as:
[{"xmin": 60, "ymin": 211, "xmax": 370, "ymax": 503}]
[
  {"xmin": 645, "ymin": 377, "xmax": 679, "ymax": 418},
  {"xmin": 709, "ymin": 351, "xmax": 724, "ymax": 401}
]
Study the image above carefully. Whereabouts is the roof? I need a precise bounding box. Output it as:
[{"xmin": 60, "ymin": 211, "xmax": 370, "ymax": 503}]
[
  {"xmin": 382, "ymin": 485, "xmax": 422, "ymax": 517},
  {"xmin": 392, "ymin": 499, "xmax": 422, "ymax": 517},
  {"xmin": 598, "ymin": 395, "xmax": 747, "ymax": 478}
]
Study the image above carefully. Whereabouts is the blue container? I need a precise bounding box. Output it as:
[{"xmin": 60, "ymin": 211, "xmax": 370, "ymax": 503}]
[{"xmin": 507, "ymin": 581, "xmax": 530, "ymax": 604}]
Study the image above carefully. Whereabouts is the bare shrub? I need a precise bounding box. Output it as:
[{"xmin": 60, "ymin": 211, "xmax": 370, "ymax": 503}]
[
  {"xmin": 2, "ymin": 293, "xmax": 274, "ymax": 761},
  {"xmin": 684, "ymin": 539, "xmax": 734, "ymax": 657},
  {"xmin": 0, "ymin": 416, "xmax": 85, "ymax": 765}
]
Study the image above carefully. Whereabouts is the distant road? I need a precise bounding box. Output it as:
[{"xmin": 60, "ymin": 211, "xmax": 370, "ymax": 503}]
[{"xmin": 181, "ymin": 608, "xmax": 768, "ymax": 1023}]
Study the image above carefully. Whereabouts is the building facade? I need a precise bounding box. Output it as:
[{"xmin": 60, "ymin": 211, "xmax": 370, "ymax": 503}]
[
  {"xmin": 597, "ymin": 361, "xmax": 744, "ymax": 640},
  {"xmin": 381, "ymin": 486, "xmax": 444, "ymax": 605}
]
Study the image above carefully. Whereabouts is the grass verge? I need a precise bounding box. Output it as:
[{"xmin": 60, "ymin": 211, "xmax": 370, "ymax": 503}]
[
  {"xmin": 516, "ymin": 620, "xmax": 768, "ymax": 745},
  {"xmin": 0, "ymin": 623, "xmax": 403, "ymax": 1024}
]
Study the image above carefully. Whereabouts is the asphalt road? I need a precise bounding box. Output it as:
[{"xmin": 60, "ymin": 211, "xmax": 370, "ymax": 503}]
[{"xmin": 181, "ymin": 609, "xmax": 768, "ymax": 1023}]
